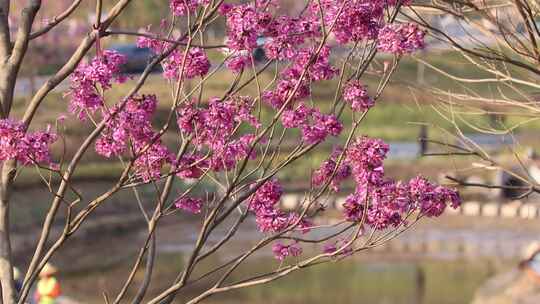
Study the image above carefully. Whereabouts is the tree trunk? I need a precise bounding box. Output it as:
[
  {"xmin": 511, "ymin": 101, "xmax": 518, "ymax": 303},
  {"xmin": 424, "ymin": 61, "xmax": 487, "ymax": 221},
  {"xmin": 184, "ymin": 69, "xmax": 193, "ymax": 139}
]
[{"xmin": 0, "ymin": 160, "xmax": 16, "ymax": 304}]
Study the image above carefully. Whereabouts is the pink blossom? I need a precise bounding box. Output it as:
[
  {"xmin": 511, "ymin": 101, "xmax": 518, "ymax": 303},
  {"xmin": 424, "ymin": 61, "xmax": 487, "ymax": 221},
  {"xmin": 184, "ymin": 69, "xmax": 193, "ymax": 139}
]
[
  {"xmin": 346, "ymin": 136, "xmax": 389, "ymax": 186},
  {"xmin": 177, "ymin": 97, "xmax": 259, "ymax": 149},
  {"xmin": 96, "ymin": 95, "xmax": 158, "ymax": 159},
  {"xmin": 169, "ymin": 0, "xmax": 210, "ymax": 16},
  {"xmin": 301, "ymin": 111, "xmax": 342, "ymax": 144},
  {"xmin": 249, "ymin": 179, "xmax": 283, "ymax": 213},
  {"xmin": 408, "ymin": 175, "xmax": 461, "ymax": 217},
  {"xmin": 176, "ymin": 153, "xmax": 208, "ymax": 179},
  {"xmin": 0, "ymin": 119, "xmax": 57, "ymax": 166},
  {"xmin": 225, "ymin": 54, "xmax": 250, "ymax": 73},
  {"xmin": 308, "ymin": 0, "xmax": 384, "ymax": 44},
  {"xmin": 162, "ymin": 48, "xmax": 211, "ymax": 80},
  {"xmin": 255, "ymin": 208, "xmax": 292, "ymax": 233},
  {"xmin": 68, "ymin": 50, "xmax": 126, "ymax": 120},
  {"xmin": 263, "ymin": 17, "xmax": 307, "ymax": 60},
  {"xmin": 281, "ymin": 103, "xmax": 312, "ymax": 129},
  {"xmin": 343, "ymin": 80, "xmax": 374, "ymax": 112},
  {"xmin": 377, "ymin": 23, "xmax": 425, "ymax": 55},
  {"xmin": 174, "ymin": 196, "xmax": 203, "ymax": 214},
  {"xmin": 312, "ymin": 148, "xmax": 351, "ymax": 191},
  {"xmin": 224, "ymin": 4, "xmax": 264, "ymax": 52},
  {"xmin": 272, "ymin": 242, "xmax": 303, "ymax": 261},
  {"xmin": 133, "ymin": 140, "xmax": 175, "ymax": 182},
  {"xmin": 264, "ymin": 78, "xmax": 311, "ymax": 110}
]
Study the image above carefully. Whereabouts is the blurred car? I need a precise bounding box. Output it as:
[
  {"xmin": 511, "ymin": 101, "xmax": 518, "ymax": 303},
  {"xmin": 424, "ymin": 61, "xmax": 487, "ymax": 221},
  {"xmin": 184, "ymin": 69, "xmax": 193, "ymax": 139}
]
[
  {"xmin": 108, "ymin": 44, "xmax": 160, "ymax": 74},
  {"xmin": 221, "ymin": 37, "xmax": 267, "ymax": 63},
  {"xmin": 253, "ymin": 37, "xmax": 267, "ymax": 62},
  {"xmin": 517, "ymin": 20, "xmax": 540, "ymax": 35}
]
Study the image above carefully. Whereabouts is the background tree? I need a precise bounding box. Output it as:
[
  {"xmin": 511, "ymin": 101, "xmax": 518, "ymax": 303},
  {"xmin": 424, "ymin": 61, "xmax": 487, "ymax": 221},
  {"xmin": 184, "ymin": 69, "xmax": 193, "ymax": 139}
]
[{"xmin": 403, "ymin": 0, "xmax": 540, "ymax": 198}]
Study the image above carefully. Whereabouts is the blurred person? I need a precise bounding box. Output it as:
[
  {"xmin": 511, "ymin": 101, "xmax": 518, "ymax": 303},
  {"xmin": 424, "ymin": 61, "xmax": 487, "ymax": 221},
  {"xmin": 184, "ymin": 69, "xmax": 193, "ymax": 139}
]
[
  {"xmin": 418, "ymin": 125, "xmax": 428, "ymax": 157},
  {"xmin": 519, "ymin": 242, "xmax": 540, "ymax": 283},
  {"xmin": 472, "ymin": 242, "xmax": 540, "ymax": 303},
  {"xmin": 13, "ymin": 267, "xmax": 22, "ymax": 293},
  {"xmin": 34, "ymin": 263, "xmax": 61, "ymax": 304}
]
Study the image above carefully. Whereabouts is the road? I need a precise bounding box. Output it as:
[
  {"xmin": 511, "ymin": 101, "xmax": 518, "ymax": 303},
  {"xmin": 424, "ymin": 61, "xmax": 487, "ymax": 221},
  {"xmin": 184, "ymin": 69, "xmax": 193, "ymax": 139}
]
[{"xmin": 15, "ymin": 75, "xmax": 69, "ymax": 98}]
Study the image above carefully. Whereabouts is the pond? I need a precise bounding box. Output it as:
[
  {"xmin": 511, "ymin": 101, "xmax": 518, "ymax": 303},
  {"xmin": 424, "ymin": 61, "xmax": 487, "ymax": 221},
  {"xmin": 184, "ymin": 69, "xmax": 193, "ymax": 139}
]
[
  {"xmin": 61, "ymin": 250, "xmax": 503, "ymax": 304},
  {"xmin": 197, "ymin": 258, "xmax": 498, "ymax": 304}
]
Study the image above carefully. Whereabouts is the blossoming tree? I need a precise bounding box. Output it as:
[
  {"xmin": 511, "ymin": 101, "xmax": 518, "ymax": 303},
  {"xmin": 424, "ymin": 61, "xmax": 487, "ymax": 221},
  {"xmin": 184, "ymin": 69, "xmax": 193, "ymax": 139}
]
[{"xmin": 0, "ymin": 1, "xmax": 460, "ymax": 304}]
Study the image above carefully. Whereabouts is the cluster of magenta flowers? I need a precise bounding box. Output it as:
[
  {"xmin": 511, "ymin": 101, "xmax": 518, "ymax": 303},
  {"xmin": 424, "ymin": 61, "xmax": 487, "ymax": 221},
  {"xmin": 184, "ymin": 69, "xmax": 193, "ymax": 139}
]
[
  {"xmin": 249, "ymin": 179, "xmax": 313, "ymax": 234},
  {"xmin": 272, "ymin": 241, "xmax": 303, "ymax": 261},
  {"xmin": 312, "ymin": 148, "xmax": 351, "ymax": 192},
  {"xmin": 174, "ymin": 196, "xmax": 203, "ymax": 214},
  {"xmin": 312, "ymin": 136, "xmax": 461, "ymax": 230},
  {"xmin": 169, "ymin": 0, "xmax": 210, "ymax": 16},
  {"xmin": 68, "ymin": 50, "xmax": 127, "ymax": 120},
  {"xmin": 302, "ymin": 136, "xmax": 460, "ymax": 257},
  {"xmin": 162, "ymin": 47, "xmax": 211, "ymax": 80},
  {"xmin": 0, "ymin": 119, "xmax": 57, "ymax": 166},
  {"xmin": 224, "ymin": 54, "xmax": 250, "ymax": 73},
  {"xmin": 343, "ymin": 80, "xmax": 375, "ymax": 112},
  {"xmin": 262, "ymin": 46, "xmax": 336, "ymax": 111},
  {"xmin": 377, "ymin": 23, "xmax": 426, "ymax": 55},
  {"xmin": 176, "ymin": 96, "xmax": 260, "ymax": 172},
  {"xmin": 95, "ymin": 94, "xmax": 175, "ymax": 182},
  {"xmin": 22, "ymin": 0, "xmax": 457, "ymax": 264},
  {"xmin": 137, "ymin": 35, "xmax": 211, "ymax": 81}
]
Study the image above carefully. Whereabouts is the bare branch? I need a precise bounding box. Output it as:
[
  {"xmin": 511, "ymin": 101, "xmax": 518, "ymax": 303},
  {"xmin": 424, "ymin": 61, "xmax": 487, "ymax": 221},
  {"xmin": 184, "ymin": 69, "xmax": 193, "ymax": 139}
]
[{"xmin": 30, "ymin": 0, "xmax": 84, "ymax": 39}]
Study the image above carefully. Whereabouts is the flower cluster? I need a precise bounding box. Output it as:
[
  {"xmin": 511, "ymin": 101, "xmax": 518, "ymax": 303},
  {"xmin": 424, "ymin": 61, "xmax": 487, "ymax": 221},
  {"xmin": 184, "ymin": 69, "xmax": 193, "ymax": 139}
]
[
  {"xmin": 263, "ymin": 16, "xmax": 309, "ymax": 61},
  {"xmin": 279, "ymin": 104, "xmax": 343, "ymax": 144},
  {"xmin": 225, "ymin": 54, "xmax": 250, "ymax": 73},
  {"xmin": 162, "ymin": 48, "xmax": 211, "ymax": 80},
  {"xmin": 330, "ymin": 136, "xmax": 461, "ymax": 229},
  {"xmin": 132, "ymin": 140, "xmax": 175, "ymax": 182},
  {"xmin": 248, "ymin": 179, "xmax": 312, "ymax": 235},
  {"xmin": 68, "ymin": 50, "xmax": 126, "ymax": 120},
  {"xmin": 409, "ymin": 175, "xmax": 461, "ymax": 217},
  {"xmin": 95, "ymin": 95, "xmax": 174, "ymax": 182},
  {"xmin": 137, "ymin": 35, "xmax": 211, "ymax": 81},
  {"xmin": 323, "ymin": 239, "xmax": 354, "ymax": 257},
  {"xmin": 176, "ymin": 97, "xmax": 259, "ymax": 173},
  {"xmin": 310, "ymin": 135, "xmax": 460, "ymax": 230},
  {"xmin": 223, "ymin": 4, "xmax": 266, "ymax": 52},
  {"xmin": 312, "ymin": 148, "xmax": 351, "ymax": 191},
  {"xmin": 347, "ymin": 136, "xmax": 389, "ymax": 186},
  {"xmin": 377, "ymin": 23, "xmax": 426, "ymax": 55},
  {"xmin": 174, "ymin": 196, "xmax": 203, "ymax": 214},
  {"xmin": 176, "ymin": 153, "xmax": 207, "ymax": 179},
  {"xmin": 0, "ymin": 119, "xmax": 57, "ymax": 166},
  {"xmin": 263, "ymin": 47, "xmax": 336, "ymax": 110},
  {"xmin": 169, "ymin": 0, "xmax": 209, "ymax": 16},
  {"xmin": 272, "ymin": 242, "xmax": 302, "ymax": 261},
  {"xmin": 307, "ymin": 0, "xmax": 384, "ymax": 44},
  {"xmin": 249, "ymin": 179, "xmax": 288, "ymax": 233},
  {"xmin": 343, "ymin": 80, "xmax": 375, "ymax": 112}
]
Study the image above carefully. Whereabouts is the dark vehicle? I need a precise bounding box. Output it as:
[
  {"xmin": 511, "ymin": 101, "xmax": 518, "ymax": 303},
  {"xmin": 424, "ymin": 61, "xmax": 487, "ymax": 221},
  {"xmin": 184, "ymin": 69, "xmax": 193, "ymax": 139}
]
[
  {"xmin": 253, "ymin": 37, "xmax": 267, "ymax": 62},
  {"xmin": 516, "ymin": 20, "xmax": 540, "ymax": 35},
  {"xmin": 109, "ymin": 44, "xmax": 160, "ymax": 74},
  {"xmin": 222, "ymin": 37, "xmax": 268, "ymax": 63}
]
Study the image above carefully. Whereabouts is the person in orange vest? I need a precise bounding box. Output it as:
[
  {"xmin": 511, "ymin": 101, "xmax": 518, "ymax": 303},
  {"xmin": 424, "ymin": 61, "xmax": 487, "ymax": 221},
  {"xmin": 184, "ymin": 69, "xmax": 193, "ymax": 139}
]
[{"xmin": 34, "ymin": 263, "xmax": 61, "ymax": 304}]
